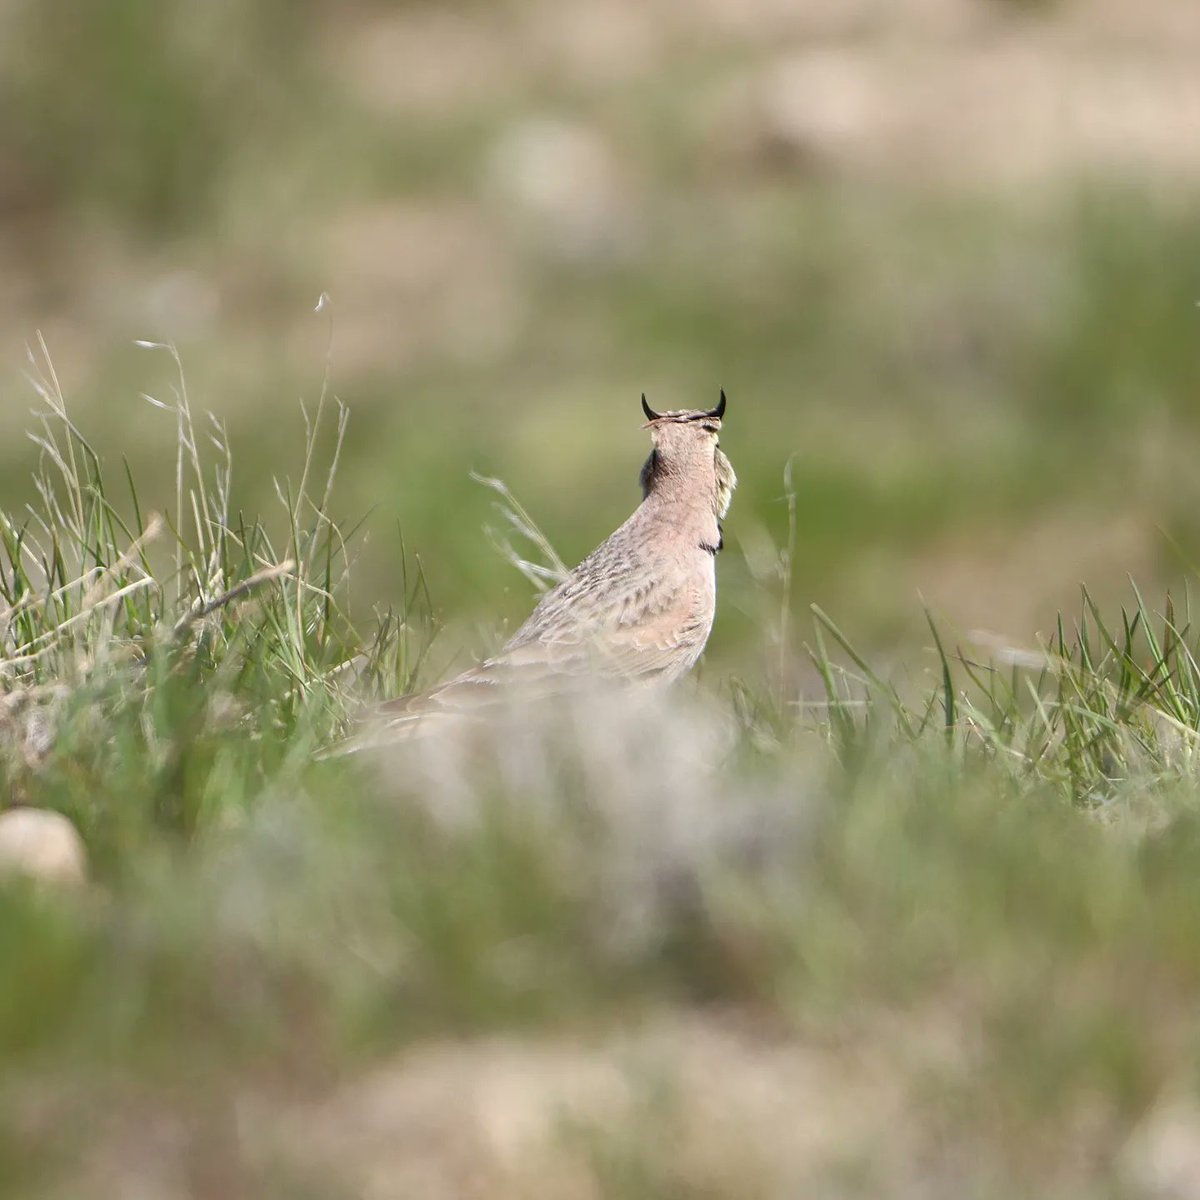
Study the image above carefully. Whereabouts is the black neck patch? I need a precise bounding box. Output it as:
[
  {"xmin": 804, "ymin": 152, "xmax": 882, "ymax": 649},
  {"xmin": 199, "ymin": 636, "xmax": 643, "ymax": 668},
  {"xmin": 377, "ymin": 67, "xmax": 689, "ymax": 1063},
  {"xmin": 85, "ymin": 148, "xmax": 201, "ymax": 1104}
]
[{"xmin": 639, "ymin": 449, "xmax": 661, "ymax": 499}]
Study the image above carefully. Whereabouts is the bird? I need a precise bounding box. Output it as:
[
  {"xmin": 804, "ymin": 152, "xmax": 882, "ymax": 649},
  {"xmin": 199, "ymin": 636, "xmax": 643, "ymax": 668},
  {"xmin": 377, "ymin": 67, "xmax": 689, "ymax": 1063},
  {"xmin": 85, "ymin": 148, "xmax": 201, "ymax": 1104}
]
[{"xmin": 348, "ymin": 390, "xmax": 736, "ymax": 744}]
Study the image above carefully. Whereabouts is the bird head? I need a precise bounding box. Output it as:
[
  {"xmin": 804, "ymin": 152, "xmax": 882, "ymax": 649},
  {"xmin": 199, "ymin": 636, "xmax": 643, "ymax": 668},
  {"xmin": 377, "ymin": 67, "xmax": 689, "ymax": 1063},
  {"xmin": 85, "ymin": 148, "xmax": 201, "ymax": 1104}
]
[{"xmin": 638, "ymin": 391, "xmax": 737, "ymax": 518}]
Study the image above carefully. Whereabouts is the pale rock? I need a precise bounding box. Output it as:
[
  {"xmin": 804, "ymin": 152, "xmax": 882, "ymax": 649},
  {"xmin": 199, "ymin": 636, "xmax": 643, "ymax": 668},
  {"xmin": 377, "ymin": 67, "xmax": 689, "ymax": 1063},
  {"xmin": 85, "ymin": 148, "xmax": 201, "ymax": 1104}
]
[
  {"xmin": 1121, "ymin": 1094, "xmax": 1200, "ymax": 1200},
  {"xmin": 0, "ymin": 807, "xmax": 88, "ymax": 888}
]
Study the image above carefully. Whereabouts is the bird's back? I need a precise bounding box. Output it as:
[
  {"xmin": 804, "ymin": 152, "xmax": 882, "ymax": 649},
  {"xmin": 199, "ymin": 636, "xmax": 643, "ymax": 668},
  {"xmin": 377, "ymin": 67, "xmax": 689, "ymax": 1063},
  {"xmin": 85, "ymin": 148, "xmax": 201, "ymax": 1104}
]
[{"xmin": 500, "ymin": 501, "xmax": 717, "ymax": 683}]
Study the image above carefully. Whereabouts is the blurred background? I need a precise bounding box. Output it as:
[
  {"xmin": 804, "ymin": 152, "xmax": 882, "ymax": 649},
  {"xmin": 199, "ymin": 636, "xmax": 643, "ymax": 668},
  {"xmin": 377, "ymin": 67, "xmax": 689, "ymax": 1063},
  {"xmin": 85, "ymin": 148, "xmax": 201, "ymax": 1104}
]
[{"xmin": 2, "ymin": 0, "xmax": 1200, "ymax": 680}]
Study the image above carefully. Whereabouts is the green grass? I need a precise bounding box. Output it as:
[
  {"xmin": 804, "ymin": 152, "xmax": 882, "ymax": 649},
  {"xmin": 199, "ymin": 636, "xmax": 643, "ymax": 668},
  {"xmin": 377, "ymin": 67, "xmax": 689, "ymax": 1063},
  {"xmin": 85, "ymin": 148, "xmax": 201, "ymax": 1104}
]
[
  {"xmin": 4, "ymin": 354, "xmax": 1200, "ymax": 1195},
  {"xmin": 5, "ymin": 4, "xmax": 1200, "ymax": 1192}
]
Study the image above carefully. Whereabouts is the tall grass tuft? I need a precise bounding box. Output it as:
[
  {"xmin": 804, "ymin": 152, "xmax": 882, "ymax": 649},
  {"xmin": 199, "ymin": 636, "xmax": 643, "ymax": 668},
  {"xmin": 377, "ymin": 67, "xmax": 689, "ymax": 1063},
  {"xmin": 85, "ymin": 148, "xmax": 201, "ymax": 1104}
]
[
  {"xmin": 808, "ymin": 581, "xmax": 1200, "ymax": 805},
  {"xmin": 0, "ymin": 341, "xmax": 429, "ymax": 850}
]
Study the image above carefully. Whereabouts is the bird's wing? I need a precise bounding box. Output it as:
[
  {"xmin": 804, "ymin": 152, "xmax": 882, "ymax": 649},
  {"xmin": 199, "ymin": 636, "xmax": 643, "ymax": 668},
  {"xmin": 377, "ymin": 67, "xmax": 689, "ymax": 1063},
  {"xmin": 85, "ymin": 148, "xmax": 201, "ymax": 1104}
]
[
  {"xmin": 376, "ymin": 565, "xmax": 709, "ymax": 715},
  {"xmin": 324, "ymin": 548, "xmax": 712, "ymax": 755},
  {"xmin": 493, "ymin": 564, "xmax": 712, "ymax": 684}
]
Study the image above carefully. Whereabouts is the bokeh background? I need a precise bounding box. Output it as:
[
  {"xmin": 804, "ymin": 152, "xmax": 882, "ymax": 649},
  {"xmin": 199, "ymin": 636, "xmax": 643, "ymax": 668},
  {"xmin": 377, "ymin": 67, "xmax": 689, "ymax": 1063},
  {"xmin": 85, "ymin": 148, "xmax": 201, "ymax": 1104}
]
[{"xmin": 3, "ymin": 0, "xmax": 1200, "ymax": 679}]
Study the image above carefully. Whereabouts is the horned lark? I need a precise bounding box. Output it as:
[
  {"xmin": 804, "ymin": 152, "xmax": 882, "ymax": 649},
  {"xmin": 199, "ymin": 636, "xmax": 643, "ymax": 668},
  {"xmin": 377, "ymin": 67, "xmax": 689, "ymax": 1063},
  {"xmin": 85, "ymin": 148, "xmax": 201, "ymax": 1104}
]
[{"xmin": 369, "ymin": 391, "xmax": 736, "ymax": 735}]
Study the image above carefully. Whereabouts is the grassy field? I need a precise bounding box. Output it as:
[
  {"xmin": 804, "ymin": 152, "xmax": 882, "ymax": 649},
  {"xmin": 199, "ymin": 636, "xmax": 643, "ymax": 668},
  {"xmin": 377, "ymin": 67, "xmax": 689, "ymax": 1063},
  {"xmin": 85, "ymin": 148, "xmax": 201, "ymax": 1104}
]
[
  {"xmin": 4, "ymin": 361, "xmax": 1200, "ymax": 1196},
  {"xmin": 5, "ymin": 2, "xmax": 1200, "ymax": 1195},
  {"xmin": 3, "ymin": 1, "xmax": 1200, "ymax": 664}
]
